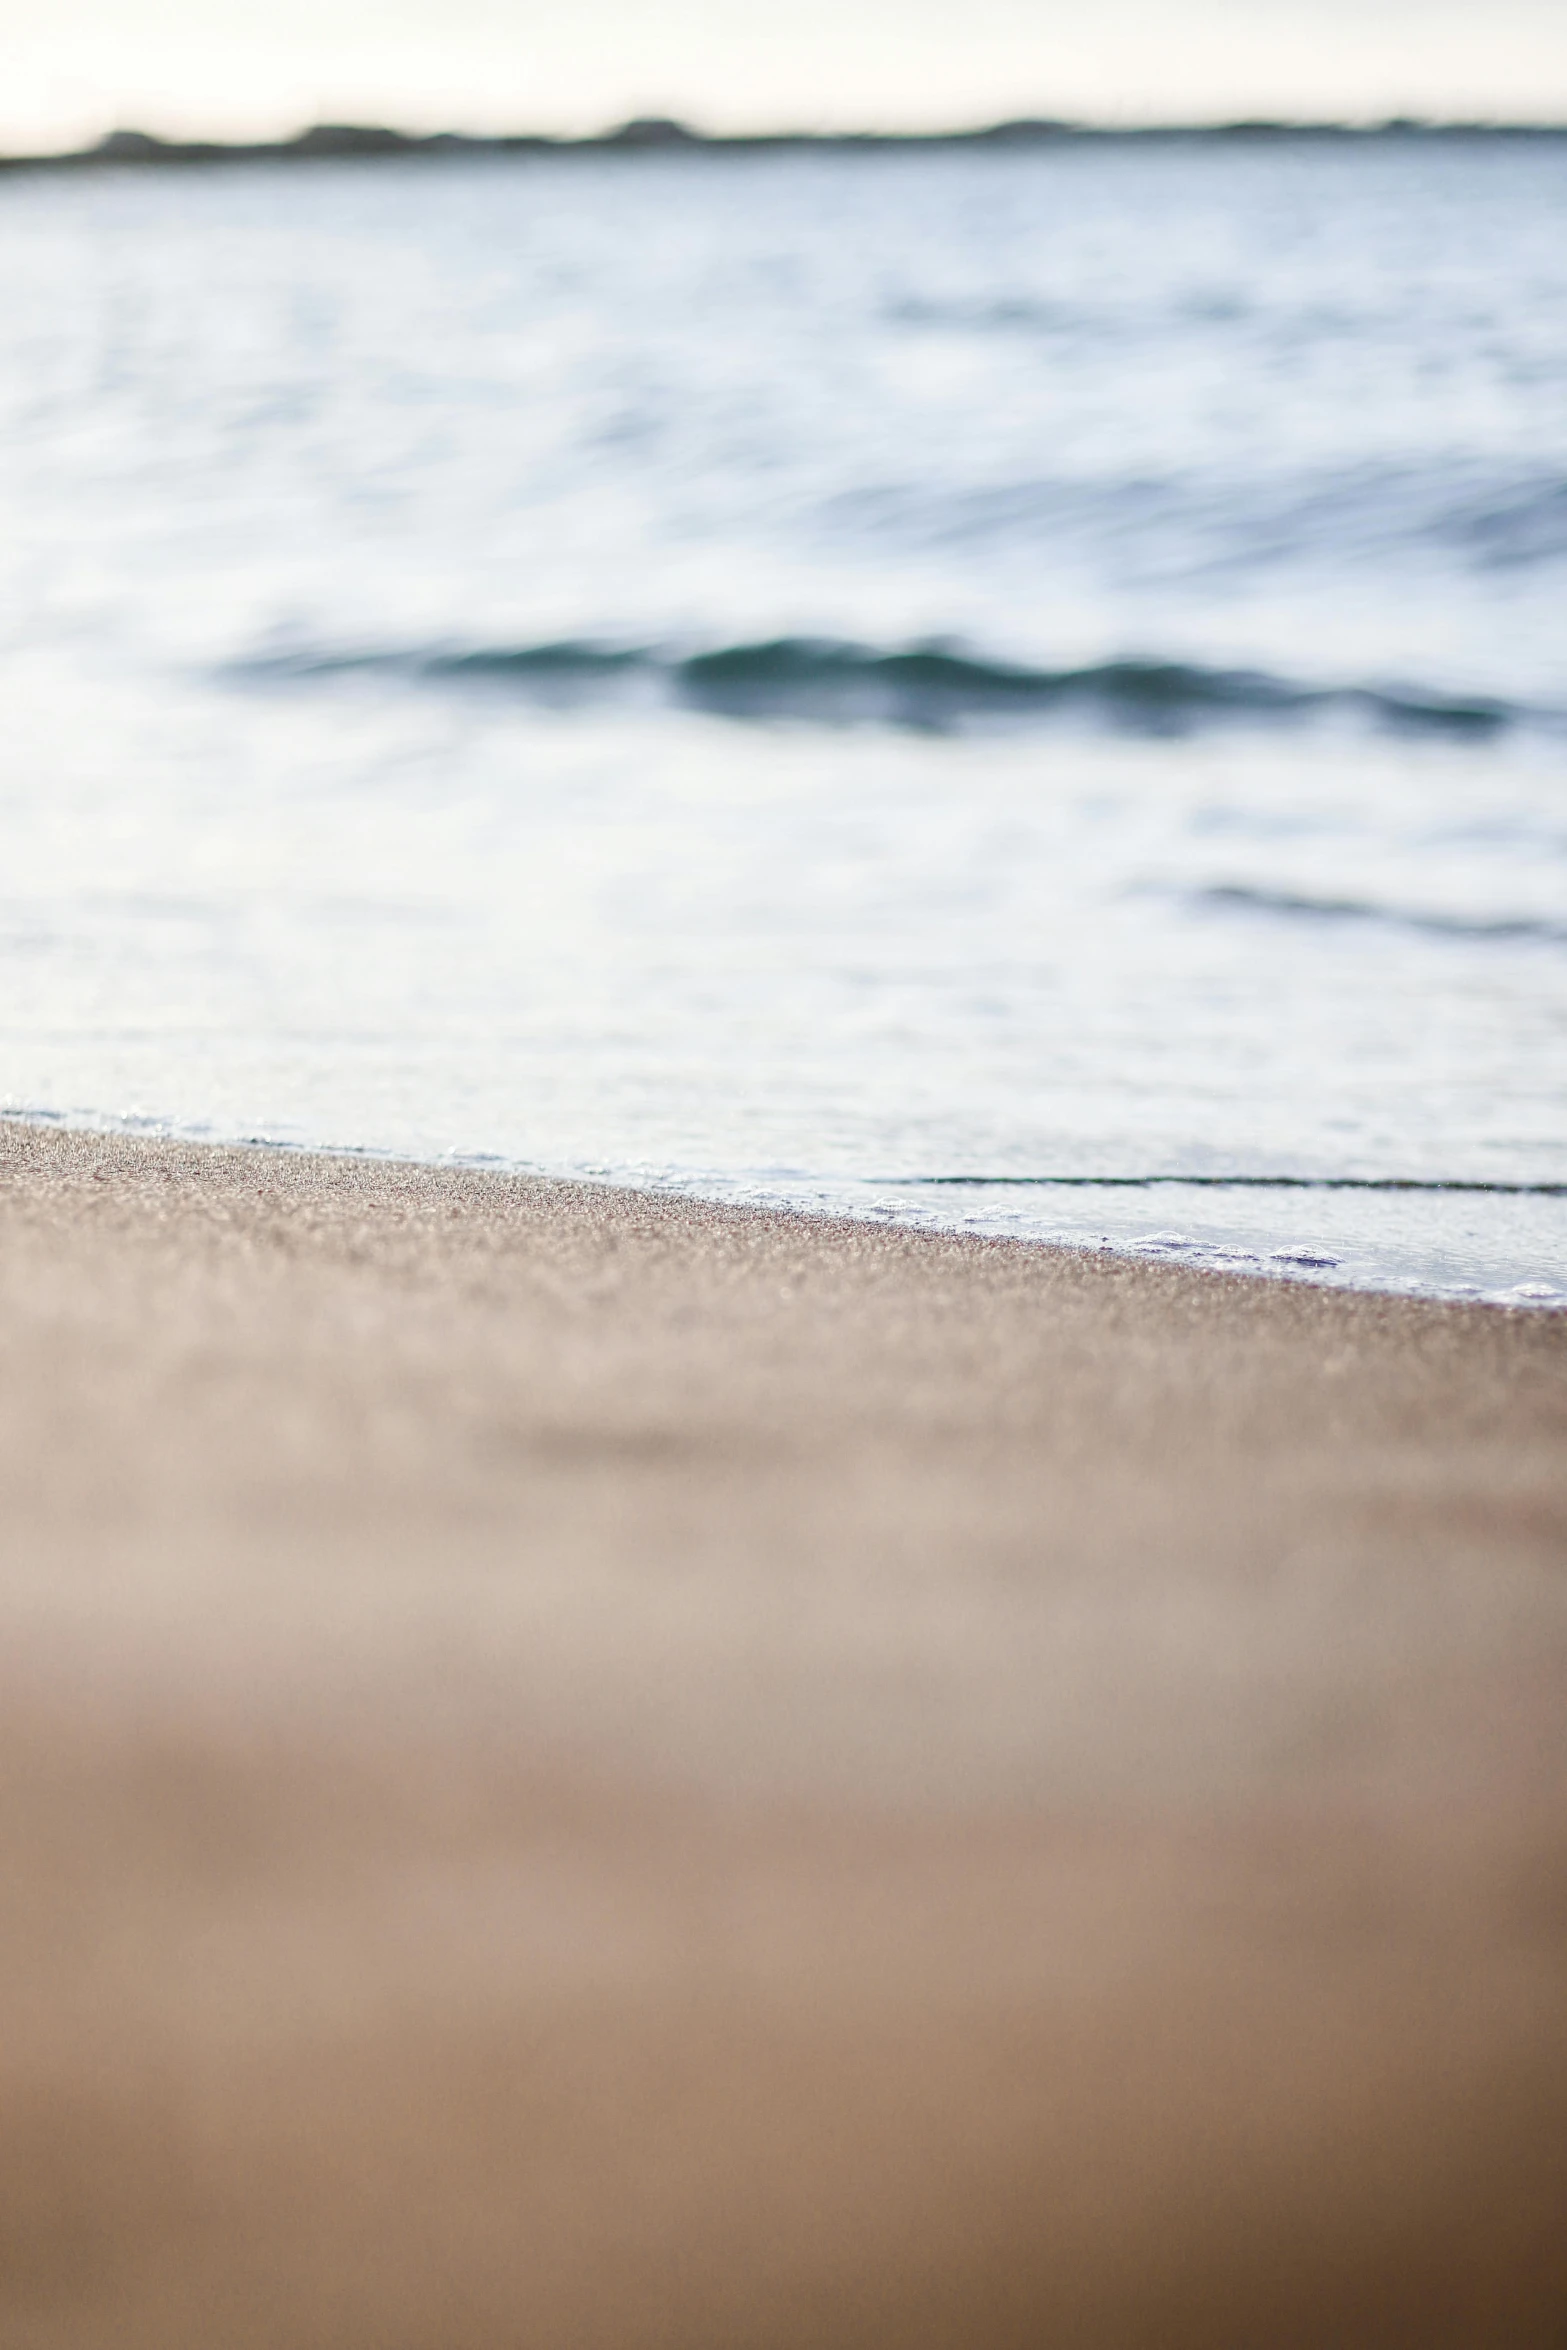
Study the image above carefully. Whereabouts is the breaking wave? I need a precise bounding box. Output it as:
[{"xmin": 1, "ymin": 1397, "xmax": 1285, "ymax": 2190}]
[{"xmin": 232, "ymin": 636, "xmax": 1544, "ymax": 739}]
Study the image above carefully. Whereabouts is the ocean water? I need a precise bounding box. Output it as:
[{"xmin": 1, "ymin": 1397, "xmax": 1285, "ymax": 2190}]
[{"xmin": 2, "ymin": 134, "xmax": 1565, "ymax": 1304}]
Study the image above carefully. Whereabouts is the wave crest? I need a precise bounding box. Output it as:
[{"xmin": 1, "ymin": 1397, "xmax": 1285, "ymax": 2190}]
[{"xmin": 235, "ymin": 634, "xmax": 1536, "ymax": 739}]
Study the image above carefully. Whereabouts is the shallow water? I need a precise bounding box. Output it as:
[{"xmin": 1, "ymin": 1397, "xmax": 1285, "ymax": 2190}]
[{"xmin": 1, "ymin": 137, "xmax": 1564, "ymax": 1301}]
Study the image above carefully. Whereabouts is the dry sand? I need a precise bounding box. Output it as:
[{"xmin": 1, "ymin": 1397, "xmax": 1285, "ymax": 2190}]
[{"xmin": 2, "ymin": 1115, "xmax": 1565, "ymax": 2347}]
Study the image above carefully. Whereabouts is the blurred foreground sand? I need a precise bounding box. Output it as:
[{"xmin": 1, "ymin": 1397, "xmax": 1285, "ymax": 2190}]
[{"xmin": 2, "ymin": 1119, "xmax": 1565, "ymax": 2346}]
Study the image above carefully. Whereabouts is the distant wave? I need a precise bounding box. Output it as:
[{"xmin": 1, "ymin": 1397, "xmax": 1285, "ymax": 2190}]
[
  {"xmin": 1195, "ymin": 883, "xmax": 1567, "ymax": 944},
  {"xmin": 233, "ymin": 635, "xmax": 1544, "ymax": 739}
]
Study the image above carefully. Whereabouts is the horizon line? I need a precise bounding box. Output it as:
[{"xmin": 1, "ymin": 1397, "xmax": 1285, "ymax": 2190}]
[{"xmin": 5, "ymin": 114, "xmax": 1567, "ymax": 171}]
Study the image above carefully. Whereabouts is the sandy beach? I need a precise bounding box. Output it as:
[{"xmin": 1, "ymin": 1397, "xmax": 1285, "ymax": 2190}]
[{"xmin": 2, "ymin": 1114, "xmax": 1565, "ymax": 2346}]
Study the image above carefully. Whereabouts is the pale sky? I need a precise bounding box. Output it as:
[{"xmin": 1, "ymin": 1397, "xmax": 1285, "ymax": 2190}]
[{"xmin": 4, "ymin": 0, "xmax": 1564, "ymax": 153}]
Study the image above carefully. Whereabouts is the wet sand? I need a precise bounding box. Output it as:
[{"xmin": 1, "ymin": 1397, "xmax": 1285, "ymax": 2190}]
[{"xmin": 2, "ymin": 1116, "xmax": 1565, "ymax": 2346}]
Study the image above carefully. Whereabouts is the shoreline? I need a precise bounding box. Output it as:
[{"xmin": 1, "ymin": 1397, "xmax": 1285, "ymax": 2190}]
[
  {"xmin": 6, "ymin": 1106, "xmax": 1563, "ymax": 1318},
  {"xmin": 3, "ymin": 1116, "xmax": 1565, "ymax": 2343}
]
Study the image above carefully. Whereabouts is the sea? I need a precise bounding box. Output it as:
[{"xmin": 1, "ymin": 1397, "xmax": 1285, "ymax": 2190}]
[{"xmin": 2, "ymin": 131, "xmax": 1565, "ymax": 1304}]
